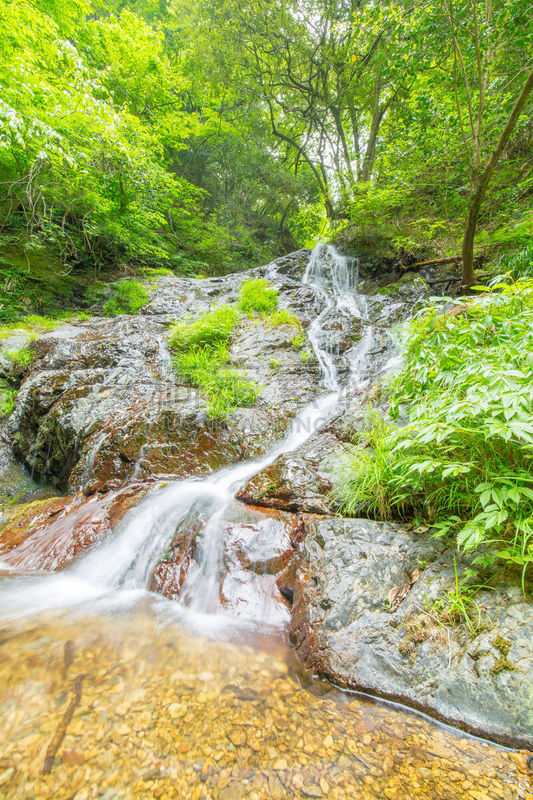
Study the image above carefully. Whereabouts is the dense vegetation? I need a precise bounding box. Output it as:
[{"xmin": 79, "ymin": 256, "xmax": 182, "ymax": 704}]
[
  {"xmin": 0, "ymin": 0, "xmax": 531, "ymax": 322},
  {"xmin": 335, "ymin": 277, "xmax": 533, "ymax": 594}
]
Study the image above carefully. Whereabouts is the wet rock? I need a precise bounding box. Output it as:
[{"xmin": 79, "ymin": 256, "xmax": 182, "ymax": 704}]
[
  {"xmin": 0, "ymin": 485, "xmax": 146, "ymax": 572},
  {"xmin": 0, "ymin": 437, "xmax": 54, "ymax": 512},
  {"xmin": 150, "ymin": 501, "xmax": 299, "ymax": 625},
  {"xmin": 289, "ymin": 516, "xmax": 533, "ymax": 749},
  {"xmin": 8, "ymin": 258, "xmax": 328, "ymax": 494},
  {"xmin": 237, "ymin": 431, "xmax": 346, "ymax": 514}
]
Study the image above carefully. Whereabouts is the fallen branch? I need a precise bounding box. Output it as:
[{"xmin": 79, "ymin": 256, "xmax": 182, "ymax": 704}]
[{"xmin": 42, "ymin": 674, "xmax": 84, "ymax": 774}]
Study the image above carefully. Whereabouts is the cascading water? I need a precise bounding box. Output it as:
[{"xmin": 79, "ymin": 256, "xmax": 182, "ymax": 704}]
[
  {"xmin": 0, "ymin": 248, "xmax": 523, "ymax": 800},
  {"xmin": 0, "ymin": 244, "xmax": 374, "ymax": 630}
]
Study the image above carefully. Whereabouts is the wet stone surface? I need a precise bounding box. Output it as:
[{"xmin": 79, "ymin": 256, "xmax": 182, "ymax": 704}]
[
  {"xmin": 288, "ymin": 516, "xmax": 533, "ymax": 749},
  {"xmin": 0, "ymin": 611, "xmax": 530, "ymax": 800},
  {"xmin": 150, "ymin": 500, "xmax": 301, "ymax": 627},
  {"xmin": 0, "ymin": 485, "xmax": 147, "ymax": 573},
  {"xmin": 5, "ymin": 255, "xmax": 331, "ymax": 496}
]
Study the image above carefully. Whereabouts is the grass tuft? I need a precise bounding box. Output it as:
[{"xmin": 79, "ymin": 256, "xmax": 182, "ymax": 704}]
[
  {"xmin": 266, "ymin": 308, "xmax": 301, "ymax": 328},
  {"xmin": 238, "ymin": 278, "xmax": 278, "ymax": 314},
  {"xmin": 103, "ymin": 280, "xmax": 150, "ymax": 316},
  {"xmin": 168, "ymin": 305, "xmax": 259, "ymax": 419}
]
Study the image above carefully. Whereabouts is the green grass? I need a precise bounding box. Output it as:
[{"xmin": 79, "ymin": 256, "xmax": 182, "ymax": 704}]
[
  {"xmin": 169, "ymin": 305, "xmax": 240, "ymax": 351},
  {"xmin": 139, "ymin": 267, "xmax": 175, "ymax": 282},
  {"xmin": 0, "ymin": 314, "xmax": 63, "ymax": 341},
  {"xmin": 0, "ymin": 379, "xmax": 17, "ymax": 416},
  {"xmin": 425, "ymin": 558, "xmax": 486, "ymax": 635},
  {"xmin": 333, "ymin": 277, "xmax": 533, "ymax": 591},
  {"xmin": 491, "ymin": 245, "xmax": 533, "ymax": 279},
  {"xmin": 168, "ymin": 305, "xmax": 259, "ymax": 419},
  {"xmin": 238, "ymin": 278, "xmax": 278, "ymax": 314},
  {"xmin": 266, "ymin": 308, "xmax": 301, "ymax": 328},
  {"xmin": 2, "ymin": 347, "xmax": 36, "ymax": 368},
  {"xmin": 102, "ymin": 280, "xmax": 150, "ymax": 316}
]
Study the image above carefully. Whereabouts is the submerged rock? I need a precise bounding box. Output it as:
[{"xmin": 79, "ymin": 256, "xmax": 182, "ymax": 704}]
[{"xmin": 287, "ymin": 516, "xmax": 533, "ymax": 749}]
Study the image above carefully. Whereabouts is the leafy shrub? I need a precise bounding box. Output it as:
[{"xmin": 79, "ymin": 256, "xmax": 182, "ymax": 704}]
[
  {"xmin": 168, "ymin": 305, "xmax": 259, "ymax": 418},
  {"xmin": 103, "ymin": 281, "xmax": 150, "ymax": 316},
  {"xmin": 334, "ymin": 279, "xmax": 533, "ymax": 589},
  {"xmin": 238, "ymin": 278, "xmax": 278, "ymax": 314},
  {"xmin": 267, "ymin": 308, "xmax": 301, "ymax": 328}
]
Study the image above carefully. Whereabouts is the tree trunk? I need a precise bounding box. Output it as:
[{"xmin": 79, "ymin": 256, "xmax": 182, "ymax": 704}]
[{"xmin": 461, "ymin": 64, "xmax": 533, "ymax": 287}]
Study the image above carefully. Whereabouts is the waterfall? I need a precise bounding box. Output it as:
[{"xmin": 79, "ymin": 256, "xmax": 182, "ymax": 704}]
[{"xmin": 0, "ymin": 245, "xmax": 375, "ymax": 630}]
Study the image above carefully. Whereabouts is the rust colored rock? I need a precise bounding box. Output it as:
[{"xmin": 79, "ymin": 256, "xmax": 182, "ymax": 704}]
[
  {"xmin": 150, "ymin": 524, "xmax": 200, "ymax": 600},
  {"xmin": 0, "ymin": 485, "xmax": 147, "ymax": 573},
  {"xmin": 148, "ymin": 501, "xmax": 297, "ymax": 626}
]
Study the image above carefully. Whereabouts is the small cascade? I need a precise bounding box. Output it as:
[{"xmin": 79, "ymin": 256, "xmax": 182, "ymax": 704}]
[{"xmin": 0, "ymin": 244, "xmax": 376, "ymax": 629}]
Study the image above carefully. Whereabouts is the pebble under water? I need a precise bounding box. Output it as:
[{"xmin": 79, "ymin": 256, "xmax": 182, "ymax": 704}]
[{"xmin": 0, "ymin": 609, "xmax": 531, "ymax": 800}]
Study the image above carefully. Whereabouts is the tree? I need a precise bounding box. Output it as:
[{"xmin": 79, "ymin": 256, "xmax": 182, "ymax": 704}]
[{"xmin": 443, "ymin": 0, "xmax": 533, "ymax": 285}]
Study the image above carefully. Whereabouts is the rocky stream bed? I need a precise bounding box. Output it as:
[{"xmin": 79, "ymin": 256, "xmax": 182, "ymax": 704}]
[{"xmin": 0, "ymin": 246, "xmax": 531, "ymax": 799}]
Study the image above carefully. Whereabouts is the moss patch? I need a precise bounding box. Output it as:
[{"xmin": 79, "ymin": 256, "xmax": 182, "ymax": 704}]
[{"xmin": 490, "ymin": 636, "xmax": 518, "ymax": 675}]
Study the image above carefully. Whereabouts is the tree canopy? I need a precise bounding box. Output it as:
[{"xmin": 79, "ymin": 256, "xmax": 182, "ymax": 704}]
[{"xmin": 0, "ymin": 0, "xmax": 531, "ymax": 302}]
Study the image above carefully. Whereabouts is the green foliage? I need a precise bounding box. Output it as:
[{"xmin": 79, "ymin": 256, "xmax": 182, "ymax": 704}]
[
  {"xmin": 334, "ymin": 279, "xmax": 533, "ymax": 589},
  {"xmin": 426, "ymin": 558, "xmax": 486, "ymax": 635},
  {"xmin": 492, "ymin": 245, "xmax": 533, "ymax": 279},
  {"xmin": 0, "ymin": 379, "xmax": 16, "ymax": 416},
  {"xmin": 266, "ymin": 308, "xmax": 301, "ymax": 328},
  {"xmin": 238, "ymin": 279, "xmax": 279, "ymax": 314},
  {"xmin": 169, "ymin": 305, "xmax": 240, "ymax": 351},
  {"xmin": 102, "ymin": 280, "xmax": 150, "ymax": 316},
  {"xmin": 140, "ymin": 267, "xmax": 175, "ymax": 281},
  {"xmin": 168, "ymin": 305, "xmax": 259, "ymax": 418},
  {"xmin": 2, "ymin": 347, "xmax": 36, "ymax": 368},
  {"xmin": 291, "ymin": 334, "xmax": 304, "ymax": 349}
]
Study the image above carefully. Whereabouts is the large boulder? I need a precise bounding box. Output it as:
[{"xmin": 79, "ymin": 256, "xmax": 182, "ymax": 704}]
[
  {"xmin": 150, "ymin": 500, "xmax": 303, "ymax": 626},
  {"xmin": 287, "ymin": 516, "xmax": 533, "ymax": 749},
  {"xmin": 7, "ymin": 256, "xmax": 329, "ymax": 494}
]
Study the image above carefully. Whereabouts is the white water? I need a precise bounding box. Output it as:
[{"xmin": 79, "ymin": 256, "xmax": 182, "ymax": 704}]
[{"xmin": 0, "ymin": 244, "xmax": 374, "ymax": 632}]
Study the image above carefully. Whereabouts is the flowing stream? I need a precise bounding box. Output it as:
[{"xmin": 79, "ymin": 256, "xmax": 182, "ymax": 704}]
[
  {"xmin": 0, "ymin": 245, "xmax": 527, "ymax": 800},
  {"xmin": 0, "ymin": 243, "xmax": 371, "ymax": 628}
]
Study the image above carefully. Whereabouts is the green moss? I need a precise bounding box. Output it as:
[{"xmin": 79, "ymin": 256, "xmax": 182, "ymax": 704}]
[
  {"xmin": 238, "ymin": 278, "xmax": 278, "ymax": 314},
  {"xmin": 376, "ymin": 283, "xmax": 400, "ymax": 295},
  {"xmin": 0, "ymin": 244, "xmax": 76, "ymax": 324},
  {"xmin": 140, "ymin": 267, "xmax": 174, "ymax": 279},
  {"xmin": 493, "ymin": 635, "xmax": 512, "ymax": 656},
  {"xmin": 490, "ymin": 655, "xmax": 518, "ymax": 675},
  {"xmin": 490, "ymin": 635, "xmax": 518, "ymax": 674}
]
